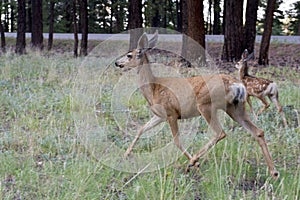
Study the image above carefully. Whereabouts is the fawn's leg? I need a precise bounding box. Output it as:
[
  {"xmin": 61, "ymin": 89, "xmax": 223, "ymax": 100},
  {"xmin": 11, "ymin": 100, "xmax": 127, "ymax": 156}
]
[
  {"xmin": 257, "ymin": 96, "xmax": 270, "ymax": 115},
  {"xmin": 124, "ymin": 115, "xmax": 165, "ymax": 157},
  {"xmin": 226, "ymin": 104, "xmax": 279, "ymax": 179},
  {"xmin": 269, "ymin": 95, "xmax": 288, "ymax": 128}
]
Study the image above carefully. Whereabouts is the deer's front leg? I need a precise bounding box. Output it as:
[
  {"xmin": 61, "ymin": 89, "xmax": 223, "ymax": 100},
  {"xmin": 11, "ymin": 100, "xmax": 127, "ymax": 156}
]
[
  {"xmin": 187, "ymin": 106, "xmax": 227, "ymax": 172},
  {"xmin": 124, "ymin": 115, "xmax": 164, "ymax": 158}
]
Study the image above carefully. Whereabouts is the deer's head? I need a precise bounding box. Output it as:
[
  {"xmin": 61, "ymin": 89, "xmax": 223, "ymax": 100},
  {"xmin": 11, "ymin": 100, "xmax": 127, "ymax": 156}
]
[
  {"xmin": 115, "ymin": 31, "xmax": 158, "ymax": 71},
  {"xmin": 235, "ymin": 49, "xmax": 254, "ymax": 70}
]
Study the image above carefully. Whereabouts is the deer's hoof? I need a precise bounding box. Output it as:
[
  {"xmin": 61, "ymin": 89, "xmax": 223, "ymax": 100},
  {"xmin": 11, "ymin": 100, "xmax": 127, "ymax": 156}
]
[
  {"xmin": 271, "ymin": 170, "xmax": 279, "ymax": 179},
  {"xmin": 123, "ymin": 151, "xmax": 131, "ymax": 159},
  {"xmin": 185, "ymin": 164, "xmax": 194, "ymax": 173}
]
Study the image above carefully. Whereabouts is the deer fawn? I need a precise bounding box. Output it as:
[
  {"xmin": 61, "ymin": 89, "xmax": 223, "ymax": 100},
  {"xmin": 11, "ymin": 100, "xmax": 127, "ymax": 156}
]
[
  {"xmin": 235, "ymin": 50, "xmax": 287, "ymax": 128},
  {"xmin": 115, "ymin": 32, "xmax": 279, "ymax": 178}
]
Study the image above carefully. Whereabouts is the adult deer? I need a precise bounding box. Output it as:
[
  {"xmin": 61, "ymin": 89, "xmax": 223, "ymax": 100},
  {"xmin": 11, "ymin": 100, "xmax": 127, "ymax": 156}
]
[
  {"xmin": 235, "ymin": 50, "xmax": 287, "ymax": 128},
  {"xmin": 115, "ymin": 32, "xmax": 279, "ymax": 178}
]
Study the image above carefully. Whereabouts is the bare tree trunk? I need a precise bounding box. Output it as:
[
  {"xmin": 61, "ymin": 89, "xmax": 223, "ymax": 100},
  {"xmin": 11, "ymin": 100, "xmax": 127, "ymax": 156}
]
[
  {"xmin": 0, "ymin": 21, "xmax": 5, "ymax": 53},
  {"xmin": 10, "ymin": 2, "xmax": 15, "ymax": 32},
  {"xmin": 181, "ymin": 0, "xmax": 188, "ymax": 58},
  {"xmin": 63, "ymin": 2, "xmax": 73, "ymax": 33},
  {"xmin": 79, "ymin": 0, "xmax": 88, "ymax": 56},
  {"xmin": 4, "ymin": 0, "xmax": 9, "ymax": 32},
  {"xmin": 213, "ymin": 0, "xmax": 221, "ymax": 34},
  {"xmin": 48, "ymin": 0, "xmax": 55, "ymax": 51},
  {"xmin": 16, "ymin": 0, "xmax": 26, "ymax": 54},
  {"xmin": 222, "ymin": 0, "xmax": 243, "ymax": 61},
  {"xmin": 297, "ymin": 20, "xmax": 300, "ymax": 36},
  {"xmin": 176, "ymin": 0, "xmax": 182, "ymax": 32},
  {"xmin": 207, "ymin": 0, "xmax": 212, "ymax": 34},
  {"xmin": 128, "ymin": 0, "xmax": 143, "ymax": 51},
  {"xmin": 73, "ymin": 0, "xmax": 78, "ymax": 57},
  {"xmin": 110, "ymin": 0, "xmax": 114, "ymax": 33},
  {"xmin": 31, "ymin": 0, "xmax": 43, "ymax": 50},
  {"xmin": 27, "ymin": 0, "xmax": 32, "ymax": 32},
  {"xmin": 258, "ymin": 0, "xmax": 276, "ymax": 65},
  {"xmin": 184, "ymin": 0, "xmax": 205, "ymax": 64},
  {"xmin": 115, "ymin": 0, "xmax": 124, "ymax": 33},
  {"xmin": 244, "ymin": 0, "xmax": 259, "ymax": 54},
  {"xmin": 0, "ymin": 8, "xmax": 6, "ymax": 53}
]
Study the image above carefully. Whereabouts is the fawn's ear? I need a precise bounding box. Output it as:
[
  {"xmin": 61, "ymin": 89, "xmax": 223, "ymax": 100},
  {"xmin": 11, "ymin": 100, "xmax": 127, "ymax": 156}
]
[
  {"xmin": 148, "ymin": 30, "xmax": 158, "ymax": 49},
  {"xmin": 137, "ymin": 33, "xmax": 149, "ymax": 50}
]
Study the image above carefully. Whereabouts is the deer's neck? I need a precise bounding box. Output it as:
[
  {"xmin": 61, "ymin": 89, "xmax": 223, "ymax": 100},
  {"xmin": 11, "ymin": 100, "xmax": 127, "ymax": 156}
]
[
  {"xmin": 239, "ymin": 62, "xmax": 250, "ymax": 80},
  {"xmin": 137, "ymin": 56, "xmax": 156, "ymax": 105}
]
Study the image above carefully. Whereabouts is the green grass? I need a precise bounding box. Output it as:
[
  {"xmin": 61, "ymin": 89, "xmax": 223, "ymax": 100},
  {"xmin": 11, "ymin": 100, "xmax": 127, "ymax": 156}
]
[{"xmin": 0, "ymin": 50, "xmax": 299, "ymax": 200}]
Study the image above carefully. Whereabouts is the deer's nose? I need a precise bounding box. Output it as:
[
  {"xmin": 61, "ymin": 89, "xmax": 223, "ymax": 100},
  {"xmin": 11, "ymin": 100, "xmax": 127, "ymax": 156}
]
[{"xmin": 115, "ymin": 61, "xmax": 124, "ymax": 68}]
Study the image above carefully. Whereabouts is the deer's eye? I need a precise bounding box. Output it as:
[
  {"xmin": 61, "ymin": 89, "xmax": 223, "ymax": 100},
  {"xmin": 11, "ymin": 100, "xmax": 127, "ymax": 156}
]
[{"xmin": 127, "ymin": 54, "xmax": 133, "ymax": 59}]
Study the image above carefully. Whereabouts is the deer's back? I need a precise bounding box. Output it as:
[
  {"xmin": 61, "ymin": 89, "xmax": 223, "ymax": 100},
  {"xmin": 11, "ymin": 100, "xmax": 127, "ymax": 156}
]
[
  {"xmin": 150, "ymin": 74, "xmax": 240, "ymax": 119},
  {"xmin": 242, "ymin": 76, "xmax": 273, "ymax": 96}
]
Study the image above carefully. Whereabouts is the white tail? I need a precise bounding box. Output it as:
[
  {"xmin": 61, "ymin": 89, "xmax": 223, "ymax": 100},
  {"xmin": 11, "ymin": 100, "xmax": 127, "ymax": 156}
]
[
  {"xmin": 116, "ymin": 33, "xmax": 279, "ymax": 179},
  {"xmin": 235, "ymin": 49, "xmax": 287, "ymax": 128},
  {"xmin": 226, "ymin": 83, "xmax": 247, "ymax": 105}
]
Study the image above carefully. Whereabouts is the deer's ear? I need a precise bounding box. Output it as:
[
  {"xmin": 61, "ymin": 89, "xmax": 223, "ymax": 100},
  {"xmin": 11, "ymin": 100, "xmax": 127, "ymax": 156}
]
[
  {"xmin": 148, "ymin": 30, "xmax": 158, "ymax": 49},
  {"xmin": 137, "ymin": 33, "xmax": 149, "ymax": 49}
]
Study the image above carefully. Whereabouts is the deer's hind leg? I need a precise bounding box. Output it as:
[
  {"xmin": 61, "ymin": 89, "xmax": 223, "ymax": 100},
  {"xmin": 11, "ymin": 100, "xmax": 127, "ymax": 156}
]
[
  {"xmin": 226, "ymin": 104, "xmax": 279, "ymax": 179},
  {"xmin": 167, "ymin": 115, "xmax": 192, "ymax": 161},
  {"xmin": 247, "ymin": 96, "xmax": 258, "ymax": 120}
]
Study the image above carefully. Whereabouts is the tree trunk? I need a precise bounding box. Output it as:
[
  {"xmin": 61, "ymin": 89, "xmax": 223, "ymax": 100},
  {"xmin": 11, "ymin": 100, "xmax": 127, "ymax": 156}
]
[
  {"xmin": 115, "ymin": 0, "xmax": 124, "ymax": 33},
  {"xmin": 48, "ymin": 0, "xmax": 55, "ymax": 51},
  {"xmin": 187, "ymin": 0, "xmax": 205, "ymax": 48},
  {"xmin": 4, "ymin": 0, "xmax": 9, "ymax": 32},
  {"xmin": 244, "ymin": 0, "xmax": 259, "ymax": 54},
  {"xmin": 181, "ymin": 0, "xmax": 188, "ymax": 58},
  {"xmin": 163, "ymin": 0, "xmax": 167, "ymax": 29},
  {"xmin": 222, "ymin": 0, "xmax": 243, "ymax": 61},
  {"xmin": 128, "ymin": 0, "xmax": 143, "ymax": 51},
  {"xmin": 207, "ymin": 0, "xmax": 212, "ymax": 34},
  {"xmin": 297, "ymin": 20, "xmax": 300, "ymax": 36},
  {"xmin": 258, "ymin": 0, "xmax": 276, "ymax": 65},
  {"xmin": 150, "ymin": 0, "xmax": 161, "ymax": 28},
  {"xmin": 16, "ymin": 0, "xmax": 26, "ymax": 54},
  {"xmin": 27, "ymin": 0, "xmax": 32, "ymax": 32},
  {"xmin": 31, "ymin": 0, "xmax": 43, "ymax": 50},
  {"xmin": 64, "ymin": 2, "xmax": 73, "ymax": 33},
  {"xmin": 0, "ymin": 18, "xmax": 6, "ymax": 53},
  {"xmin": 213, "ymin": 0, "xmax": 221, "ymax": 34},
  {"xmin": 10, "ymin": 2, "xmax": 15, "ymax": 32},
  {"xmin": 73, "ymin": 0, "xmax": 78, "ymax": 57},
  {"xmin": 79, "ymin": 0, "xmax": 88, "ymax": 56},
  {"xmin": 183, "ymin": 0, "xmax": 205, "ymax": 64},
  {"xmin": 176, "ymin": 0, "xmax": 182, "ymax": 32},
  {"xmin": 110, "ymin": 0, "xmax": 114, "ymax": 33}
]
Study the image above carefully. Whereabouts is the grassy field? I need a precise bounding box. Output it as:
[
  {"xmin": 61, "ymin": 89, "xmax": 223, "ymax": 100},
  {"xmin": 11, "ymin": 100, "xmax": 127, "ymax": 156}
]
[{"xmin": 0, "ymin": 47, "xmax": 299, "ymax": 200}]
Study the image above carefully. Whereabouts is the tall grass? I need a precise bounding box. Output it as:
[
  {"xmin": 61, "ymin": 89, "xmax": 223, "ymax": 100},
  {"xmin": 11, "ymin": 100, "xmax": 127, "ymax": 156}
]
[{"xmin": 0, "ymin": 51, "xmax": 299, "ymax": 199}]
